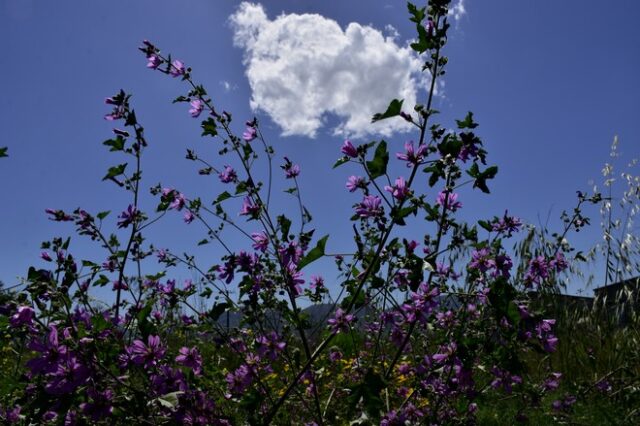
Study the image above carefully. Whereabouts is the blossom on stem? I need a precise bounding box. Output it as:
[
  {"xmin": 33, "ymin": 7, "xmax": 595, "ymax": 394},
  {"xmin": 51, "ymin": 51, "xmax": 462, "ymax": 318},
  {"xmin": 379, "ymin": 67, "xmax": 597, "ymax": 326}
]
[
  {"xmin": 341, "ymin": 139, "xmax": 358, "ymax": 158},
  {"xmin": 127, "ymin": 335, "xmax": 166, "ymax": 368},
  {"xmin": 346, "ymin": 175, "xmax": 366, "ymax": 192},
  {"xmin": 436, "ymin": 191, "xmax": 462, "ymax": 212},
  {"xmin": 218, "ymin": 165, "xmax": 237, "ymax": 183},
  {"xmin": 355, "ymin": 195, "xmax": 383, "ymax": 218},
  {"xmin": 188, "ymin": 99, "xmax": 204, "ymax": 118},
  {"xmin": 117, "ymin": 204, "xmax": 138, "ymax": 229},
  {"xmin": 176, "ymin": 346, "xmax": 203, "ymax": 375},
  {"xmin": 170, "ymin": 60, "xmax": 185, "ymax": 77},
  {"xmin": 242, "ymin": 126, "xmax": 257, "ymax": 142},
  {"xmin": 147, "ymin": 54, "xmax": 162, "ymax": 69},
  {"xmin": 384, "ymin": 176, "xmax": 409, "ymax": 201},
  {"xmin": 396, "ymin": 141, "xmax": 427, "ymax": 166},
  {"xmin": 327, "ymin": 308, "xmax": 355, "ymax": 333},
  {"xmin": 239, "ymin": 197, "xmax": 260, "ymax": 218}
]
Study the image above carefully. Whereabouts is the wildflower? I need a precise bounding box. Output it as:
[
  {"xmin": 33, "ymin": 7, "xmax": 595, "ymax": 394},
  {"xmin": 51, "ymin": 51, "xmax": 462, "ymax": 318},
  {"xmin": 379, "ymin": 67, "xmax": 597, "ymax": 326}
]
[
  {"xmin": 327, "ymin": 308, "xmax": 355, "ymax": 333},
  {"xmin": 225, "ymin": 364, "xmax": 253, "ymax": 395},
  {"xmin": 256, "ymin": 332, "xmax": 286, "ymax": 361},
  {"xmin": 183, "ymin": 210, "xmax": 195, "ymax": 224},
  {"xmin": 492, "ymin": 211, "xmax": 522, "ymax": 236},
  {"xmin": 218, "ymin": 165, "xmax": 237, "ymax": 183},
  {"xmin": 469, "ymin": 247, "xmax": 495, "ymax": 273},
  {"xmin": 396, "ymin": 141, "xmax": 427, "ymax": 166},
  {"xmin": 176, "ymin": 346, "xmax": 203, "ymax": 375},
  {"xmin": 384, "ymin": 176, "xmax": 410, "ymax": 201},
  {"xmin": 170, "ymin": 60, "xmax": 185, "ymax": 77},
  {"xmin": 251, "ymin": 231, "xmax": 269, "ymax": 252},
  {"xmin": 10, "ymin": 306, "xmax": 35, "ymax": 327},
  {"xmin": 242, "ymin": 126, "xmax": 257, "ymax": 142},
  {"xmin": 436, "ymin": 191, "xmax": 462, "ymax": 212},
  {"xmin": 117, "ymin": 204, "xmax": 138, "ymax": 228},
  {"xmin": 341, "ymin": 139, "xmax": 358, "ymax": 158},
  {"xmin": 41, "ymin": 251, "xmax": 52, "ymax": 261},
  {"xmin": 27, "ymin": 326, "xmax": 68, "ymax": 375},
  {"xmin": 239, "ymin": 197, "xmax": 260, "ymax": 218},
  {"xmin": 80, "ymin": 388, "xmax": 114, "ymax": 422},
  {"xmin": 127, "ymin": 335, "xmax": 165, "ymax": 368},
  {"xmin": 346, "ymin": 175, "xmax": 366, "ymax": 192},
  {"xmin": 281, "ymin": 157, "xmax": 300, "ymax": 178},
  {"xmin": 188, "ymin": 99, "xmax": 204, "ymax": 118},
  {"xmin": 355, "ymin": 195, "xmax": 383, "ymax": 218},
  {"xmin": 146, "ymin": 54, "xmax": 162, "ymax": 69}
]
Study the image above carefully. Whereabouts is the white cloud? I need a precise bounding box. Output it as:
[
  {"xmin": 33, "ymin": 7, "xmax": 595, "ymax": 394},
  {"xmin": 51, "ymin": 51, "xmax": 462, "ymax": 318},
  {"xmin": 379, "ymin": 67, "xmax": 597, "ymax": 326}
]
[
  {"xmin": 220, "ymin": 80, "xmax": 237, "ymax": 92},
  {"xmin": 229, "ymin": 2, "xmax": 430, "ymax": 139},
  {"xmin": 449, "ymin": 0, "xmax": 467, "ymax": 23}
]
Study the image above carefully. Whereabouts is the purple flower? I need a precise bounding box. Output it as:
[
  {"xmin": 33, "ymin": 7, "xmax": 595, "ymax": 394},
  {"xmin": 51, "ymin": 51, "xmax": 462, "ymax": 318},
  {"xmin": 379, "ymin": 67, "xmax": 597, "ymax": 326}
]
[
  {"xmin": 218, "ymin": 165, "xmax": 237, "ymax": 183},
  {"xmin": 384, "ymin": 176, "xmax": 409, "ymax": 201},
  {"xmin": 10, "ymin": 306, "xmax": 34, "ymax": 327},
  {"xmin": 188, "ymin": 99, "xmax": 204, "ymax": 118},
  {"xmin": 170, "ymin": 60, "xmax": 186, "ymax": 77},
  {"xmin": 41, "ymin": 251, "xmax": 52, "ymax": 261},
  {"xmin": 492, "ymin": 211, "xmax": 522, "ymax": 236},
  {"xmin": 525, "ymin": 255, "xmax": 550, "ymax": 286},
  {"xmin": 469, "ymin": 247, "xmax": 495, "ymax": 273},
  {"xmin": 355, "ymin": 195, "xmax": 383, "ymax": 218},
  {"xmin": 226, "ymin": 364, "xmax": 253, "ymax": 396},
  {"xmin": 436, "ymin": 191, "xmax": 462, "ymax": 212},
  {"xmin": 169, "ymin": 191, "xmax": 186, "ymax": 210},
  {"xmin": 176, "ymin": 346, "xmax": 203, "ymax": 375},
  {"xmin": 45, "ymin": 356, "xmax": 90, "ymax": 395},
  {"xmin": 327, "ymin": 308, "xmax": 355, "ymax": 333},
  {"xmin": 80, "ymin": 388, "xmax": 114, "ymax": 421},
  {"xmin": 341, "ymin": 140, "xmax": 358, "ymax": 158},
  {"xmin": 147, "ymin": 54, "xmax": 162, "ymax": 69},
  {"xmin": 346, "ymin": 175, "xmax": 365, "ymax": 192},
  {"xmin": 27, "ymin": 326, "xmax": 68, "ymax": 375},
  {"xmin": 281, "ymin": 157, "xmax": 300, "ymax": 179},
  {"xmin": 256, "ymin": 332, "xmax": 286, "ymax": 361},
  {"xmin": 396, "ymin": 141, "xmax": 427, "ymax": 166},
  {"xmin": 251, "ymin": 231, "xmax": 269, "ymax": 252},
  {"xmin": 117, "ymin": 204, "xmax": 138, "ymax": 228},
  {"xmin": 242, "ymin": 126, "xmax": 257, "ymax": 142},
  {"xmin": 183, "ymin": 210, "xmax": 195, "ymax": 224},
  {"xmin": 287, "ymin": 263, "xmax": 305, "ymax": 296},
  {"xmin": 543, "ymin": 372, "xmax": 562, "ymax": 391},
  {"xmin": 127, "ymin": 335, "xmax": 165, "ymax": 368},
  {"xmin": 239, "ymin": 197, "xmax": 260, "ymax": 218}
]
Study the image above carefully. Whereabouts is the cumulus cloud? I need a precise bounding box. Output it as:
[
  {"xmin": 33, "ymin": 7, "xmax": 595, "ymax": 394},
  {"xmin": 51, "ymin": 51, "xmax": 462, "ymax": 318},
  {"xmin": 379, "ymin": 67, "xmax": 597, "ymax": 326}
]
[
  {"xmin": 449, "ymin": 0, "xmax": 467, "ymax": 22},
  {"xmin": 229, "ymin": 2, "xmax": 430, "ymax": 139}
]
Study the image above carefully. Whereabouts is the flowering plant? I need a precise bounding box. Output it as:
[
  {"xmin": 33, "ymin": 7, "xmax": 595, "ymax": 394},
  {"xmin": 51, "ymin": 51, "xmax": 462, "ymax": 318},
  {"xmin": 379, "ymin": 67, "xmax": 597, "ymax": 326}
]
[{"xmin": 1, "ymin": 1, "xmax": 631, "ymax": 425}]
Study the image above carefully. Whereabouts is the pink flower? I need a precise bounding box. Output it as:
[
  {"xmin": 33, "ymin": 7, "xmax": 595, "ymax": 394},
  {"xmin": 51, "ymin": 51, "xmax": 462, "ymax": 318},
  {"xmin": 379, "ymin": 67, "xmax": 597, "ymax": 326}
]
[
  {"xmin": 175, "ymin": 346, "xmax": 203, "ymax": 375},
  {"xmin": 341, "ymin": 140, "xmax": 358, "ymax": 158},
  {"xmin": 146, "ymin": 54, "xmax": 162, "ymax": 69},
  {"xmin": 188, "ymin": 99, "xmax": 204, "ymax": 118},
  {"xmin": 170, "ymin": 60, "xmax": 186, "ymax": 77}
]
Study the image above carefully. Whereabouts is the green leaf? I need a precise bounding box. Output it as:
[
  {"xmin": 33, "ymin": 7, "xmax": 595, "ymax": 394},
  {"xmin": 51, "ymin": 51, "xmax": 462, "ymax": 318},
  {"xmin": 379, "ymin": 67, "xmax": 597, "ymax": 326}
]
[
  {"xmin": 478, "ymin": 220, "xmax": 493, "ymax": 232},
  {"xmin": 103, "ymin": 137, "xmax": 125, "ymax": 152},
  {"xmin": 102, "ymin": 163, "xmax": 127, "ymax": 181},
  {"xmin": 333, "ymin": 156, "xmax": 350, "ymax": 169},
  {"xmin": 407, "ymin": 2, "xmax": 426, "ymax": 24},
  {"xmin": 348, "ymin": 369, "xmax": 387, "ymax": 419},
  {"xmin": 0, "ymin": 147, "xmax": 7, "ymax": 158},
  {"xmin": 456, "ymin": 111, "xmax": 478, "ymax": 129},
  {"xmin": 298, "ymin": 235, "xmax": 329, "ymax": 270},
  {"xmin": 201, "ymin": 117, "xmax": 218, "ymax": 137},
  {"xmin": 372, "ymin": 99, "xmax": 404, "ymax": 123},
  {"xmin": 155, "ymin": 392, "xmax": 184, "ymax": 409},
  {"xmin": 207, "ymin": 302, "xmax": 230, "ymax": 321},
  {"xmin": 278, "ymin": 215, "xmax": 292, "ymax": 241},
  {"xmin": 96, "ymin": 211, "xmax": 110, "ymax": 220},
  {"xmin": 214, "ymin": 191, "xmax": 231, "ymax": 204},
  {"xmin": 197, "ymin": 239, "xmax": 209, "ymax": 246},
  {"xmin": 366, "ymin": 140, "xmax": 389, "ymax": 179}
]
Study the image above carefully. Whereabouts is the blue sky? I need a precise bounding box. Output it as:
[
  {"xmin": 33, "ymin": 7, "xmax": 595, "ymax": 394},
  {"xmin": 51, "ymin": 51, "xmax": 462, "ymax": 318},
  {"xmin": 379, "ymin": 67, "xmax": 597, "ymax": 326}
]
[{"xmin": 1, "ymin": 0, "xmax": 639, "ymax": 296}]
